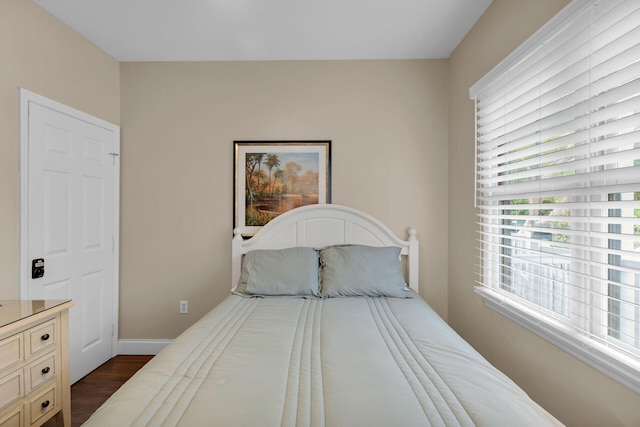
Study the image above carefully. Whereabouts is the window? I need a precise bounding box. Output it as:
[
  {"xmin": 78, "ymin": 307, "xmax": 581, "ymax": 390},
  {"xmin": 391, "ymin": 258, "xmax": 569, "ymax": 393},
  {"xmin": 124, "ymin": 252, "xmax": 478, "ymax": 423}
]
[{"xmin": 470, "ymin": 0, "xmax": 640, "ymax": 393}]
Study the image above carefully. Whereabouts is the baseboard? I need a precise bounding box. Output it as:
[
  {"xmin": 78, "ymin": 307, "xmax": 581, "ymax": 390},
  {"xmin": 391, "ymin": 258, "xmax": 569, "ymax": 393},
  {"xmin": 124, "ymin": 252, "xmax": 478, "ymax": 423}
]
[{"xmin": 118, "ymin": 339, "xmax": 172, "ymax": 355}]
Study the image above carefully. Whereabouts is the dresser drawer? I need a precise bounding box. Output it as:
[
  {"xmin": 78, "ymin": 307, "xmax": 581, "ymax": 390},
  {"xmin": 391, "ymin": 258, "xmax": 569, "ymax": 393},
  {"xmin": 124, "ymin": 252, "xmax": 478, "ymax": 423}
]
[
  {"xmin": 26, "ymin": 381, "xmax": 57, "ymax": 427},
  {"xmin": 0, "ymin": 334, "xmax": 23, "ymax": 372},
  {"xmin": 0, "ymin": 403, "xmax": 24, "ymax": 427},
  {"xmin": 0, "ymin": 301, "xmax": 71, "ymax": 427},
  {"xmin": 25, "ymin": 353, "xmax": 57, "ymax": 394},
  {"xmin": 0, "ymin": 368, "xmax": 23, "ymax": 412},
  {"xmin": 26, "ymin": 320, "xmax": 56, "ymax": 358}
]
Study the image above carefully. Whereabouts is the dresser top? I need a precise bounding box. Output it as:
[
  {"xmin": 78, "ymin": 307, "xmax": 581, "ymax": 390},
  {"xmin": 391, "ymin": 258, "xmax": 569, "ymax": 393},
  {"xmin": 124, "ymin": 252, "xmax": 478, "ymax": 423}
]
[{"xmin": 0, "ymin": 299, "xmax": 73, "ymax": 329}]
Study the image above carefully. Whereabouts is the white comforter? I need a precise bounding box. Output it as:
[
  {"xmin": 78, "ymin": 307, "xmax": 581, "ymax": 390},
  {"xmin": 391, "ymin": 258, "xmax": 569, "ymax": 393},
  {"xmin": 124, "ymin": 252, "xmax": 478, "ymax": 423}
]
[{"xmin": 83, "ymin": 294, "xmax": 562, "ymax": 426}]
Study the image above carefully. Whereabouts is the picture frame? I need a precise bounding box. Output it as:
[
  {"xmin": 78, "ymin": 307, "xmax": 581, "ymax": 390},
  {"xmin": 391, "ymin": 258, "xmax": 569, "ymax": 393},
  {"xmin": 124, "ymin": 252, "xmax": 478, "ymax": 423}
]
[{"xmin": 234, "ymin": 140, "xmax": 331, "ymax": 236}]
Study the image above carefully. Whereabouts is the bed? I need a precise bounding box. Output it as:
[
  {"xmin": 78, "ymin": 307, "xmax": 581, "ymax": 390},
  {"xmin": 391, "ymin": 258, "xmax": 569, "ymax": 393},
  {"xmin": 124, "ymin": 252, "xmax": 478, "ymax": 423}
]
[{"xmin": 83, "ymin": 204, "xmax": 562, "ymax": 427}]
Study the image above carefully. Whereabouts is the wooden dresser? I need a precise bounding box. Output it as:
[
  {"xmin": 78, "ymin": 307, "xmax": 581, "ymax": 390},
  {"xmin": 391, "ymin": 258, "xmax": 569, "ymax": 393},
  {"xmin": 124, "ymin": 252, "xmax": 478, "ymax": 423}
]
[{"xmin": 0, "ymin": 300, "xmax": 73, "ymax": 427}]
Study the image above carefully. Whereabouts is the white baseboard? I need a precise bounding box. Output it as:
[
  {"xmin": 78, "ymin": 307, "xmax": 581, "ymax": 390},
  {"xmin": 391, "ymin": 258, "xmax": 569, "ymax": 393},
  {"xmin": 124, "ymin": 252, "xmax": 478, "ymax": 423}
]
[{"xmin": 118, "ymin": 339, "xmax": 172, "ymax": 355}]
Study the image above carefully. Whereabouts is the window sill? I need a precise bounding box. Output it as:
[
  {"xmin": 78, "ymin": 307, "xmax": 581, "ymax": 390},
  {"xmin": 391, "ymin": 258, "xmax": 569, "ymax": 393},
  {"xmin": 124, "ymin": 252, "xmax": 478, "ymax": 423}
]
[{"xmin": 474, "ymin": 286, "xmax": 640, "ymax": 394}]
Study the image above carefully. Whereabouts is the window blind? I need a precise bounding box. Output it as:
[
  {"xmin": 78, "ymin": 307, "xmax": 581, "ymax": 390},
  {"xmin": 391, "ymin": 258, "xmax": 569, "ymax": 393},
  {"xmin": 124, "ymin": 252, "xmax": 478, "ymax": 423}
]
[{"xmin": 471, "ymin": 0, "xmax": 640, "ymax": 392}]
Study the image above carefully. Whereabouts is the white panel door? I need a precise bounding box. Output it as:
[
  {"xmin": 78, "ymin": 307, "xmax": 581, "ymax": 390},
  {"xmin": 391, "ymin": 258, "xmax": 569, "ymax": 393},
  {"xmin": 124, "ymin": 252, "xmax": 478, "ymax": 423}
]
[{"xmin": 23, "ymin": 95, "xmax": 119, "ymax": 384}]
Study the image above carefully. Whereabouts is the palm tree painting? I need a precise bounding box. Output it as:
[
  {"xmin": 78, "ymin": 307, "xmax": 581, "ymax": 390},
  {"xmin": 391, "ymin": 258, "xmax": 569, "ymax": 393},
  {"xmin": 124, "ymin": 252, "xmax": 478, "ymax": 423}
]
[{"xmin": 234, "ymin": 141, "xmax": 331, "ymax": 235}]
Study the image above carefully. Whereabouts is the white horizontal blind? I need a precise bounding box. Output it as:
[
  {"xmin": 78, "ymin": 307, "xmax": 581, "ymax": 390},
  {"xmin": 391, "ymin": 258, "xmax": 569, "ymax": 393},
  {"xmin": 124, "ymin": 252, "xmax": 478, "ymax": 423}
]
[{"xmin": 472, "ymin": 0, "xmax": 640, "ymax": 386}]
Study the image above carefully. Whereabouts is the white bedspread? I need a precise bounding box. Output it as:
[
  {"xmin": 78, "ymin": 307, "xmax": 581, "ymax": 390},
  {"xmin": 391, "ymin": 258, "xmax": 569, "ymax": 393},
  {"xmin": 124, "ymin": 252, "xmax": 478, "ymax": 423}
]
[{"xmin": 83, "ymin": 294, "xmax": 562, "ymax": 426}]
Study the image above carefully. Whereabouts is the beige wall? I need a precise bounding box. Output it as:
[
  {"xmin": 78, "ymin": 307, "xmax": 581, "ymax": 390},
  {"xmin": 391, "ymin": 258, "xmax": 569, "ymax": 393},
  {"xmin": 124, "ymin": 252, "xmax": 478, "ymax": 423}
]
[
  {"xmin": 119, "ymin": 60, "xmax": 449, "ymax": 338},
  {"xmin": 0, "ymin": 0, "xmax": 120, "ymax": 298},
  {"xmin": 448, "ymin": 1, "xmax": 640, "ymax": 426}
]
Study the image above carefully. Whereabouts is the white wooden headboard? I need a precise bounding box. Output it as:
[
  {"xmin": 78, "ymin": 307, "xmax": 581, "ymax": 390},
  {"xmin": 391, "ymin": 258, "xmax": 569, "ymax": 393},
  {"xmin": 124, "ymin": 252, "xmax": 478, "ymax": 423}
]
[{"xmin": 232, "ymin": 204, "xmax": 419, "ymax": 292}]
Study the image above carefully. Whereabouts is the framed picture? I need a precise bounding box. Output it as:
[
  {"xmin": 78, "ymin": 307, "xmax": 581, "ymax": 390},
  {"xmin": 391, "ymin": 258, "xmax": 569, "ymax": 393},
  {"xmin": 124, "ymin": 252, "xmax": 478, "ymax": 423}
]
[{"xmin": 234, "ymin": 140, "xmax": 331, "ymax": 236}]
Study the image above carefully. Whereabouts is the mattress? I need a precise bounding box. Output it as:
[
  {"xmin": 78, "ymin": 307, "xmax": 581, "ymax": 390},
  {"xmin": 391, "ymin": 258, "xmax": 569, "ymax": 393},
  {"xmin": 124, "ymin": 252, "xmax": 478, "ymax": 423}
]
[{"xmin": 83, "ymin": 293, "xmax": 562, "ymax": 426}]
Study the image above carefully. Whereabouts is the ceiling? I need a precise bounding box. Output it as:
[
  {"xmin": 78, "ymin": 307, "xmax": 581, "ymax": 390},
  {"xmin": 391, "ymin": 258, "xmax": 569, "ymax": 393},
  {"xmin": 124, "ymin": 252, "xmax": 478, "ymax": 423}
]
[{"xmin": 33, "ymin": 0, "xmax": 492, "ymax": 62}]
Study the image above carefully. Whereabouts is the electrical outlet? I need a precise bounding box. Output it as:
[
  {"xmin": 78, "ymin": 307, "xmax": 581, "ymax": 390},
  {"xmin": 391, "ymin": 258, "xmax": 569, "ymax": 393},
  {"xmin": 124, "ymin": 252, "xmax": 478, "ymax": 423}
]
[{"xmin": 179, "ymin": 300, "xmax": 188, "ymax": 314}]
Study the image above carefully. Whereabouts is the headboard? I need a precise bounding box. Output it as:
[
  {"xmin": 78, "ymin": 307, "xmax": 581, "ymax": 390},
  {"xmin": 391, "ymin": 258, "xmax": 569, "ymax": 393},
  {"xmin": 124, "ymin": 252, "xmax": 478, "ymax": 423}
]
[{"xmin": 232, "ymin": 204, "xmax": 419, "ymax": 292}]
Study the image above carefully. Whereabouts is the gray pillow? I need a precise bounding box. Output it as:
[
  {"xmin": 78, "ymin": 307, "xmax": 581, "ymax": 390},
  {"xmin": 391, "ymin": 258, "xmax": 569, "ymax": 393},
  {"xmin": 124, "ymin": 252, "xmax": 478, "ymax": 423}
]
[
  {"xmin": 319, "ymin": 245, "xmax": 407, "ymax": 297},
  {"xmin": 236, "ymin": 247, "xmax": 320, "ymax": 296}
]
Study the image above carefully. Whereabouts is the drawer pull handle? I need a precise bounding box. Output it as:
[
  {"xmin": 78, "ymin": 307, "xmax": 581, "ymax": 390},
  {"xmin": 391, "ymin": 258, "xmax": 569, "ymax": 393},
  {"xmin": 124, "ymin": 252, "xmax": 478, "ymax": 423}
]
[
  {"xmin": 41, "ymin": 333, "xmax": 50, "ymax": 341},
  {"xmin": 42, "ymin": 367, "xmax": 51, "ymax": 375},
  {"xmin": 41, "ymin": 400, "xmax": 50, "ymax": 408}
]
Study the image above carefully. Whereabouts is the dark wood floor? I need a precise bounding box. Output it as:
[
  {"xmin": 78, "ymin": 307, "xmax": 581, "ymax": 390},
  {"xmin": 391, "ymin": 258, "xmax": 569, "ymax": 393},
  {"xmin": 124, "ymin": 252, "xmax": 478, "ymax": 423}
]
[{"xmin": 43, "ymin": 355, "xmax": 153, "ymax": 427}]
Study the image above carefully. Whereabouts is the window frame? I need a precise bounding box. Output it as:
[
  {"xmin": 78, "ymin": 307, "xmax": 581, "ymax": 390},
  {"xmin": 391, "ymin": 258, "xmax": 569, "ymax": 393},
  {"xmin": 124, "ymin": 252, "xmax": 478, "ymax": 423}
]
[{"xmin": 470, "ymin": 0, "xmax": 640, "ymax": 394}]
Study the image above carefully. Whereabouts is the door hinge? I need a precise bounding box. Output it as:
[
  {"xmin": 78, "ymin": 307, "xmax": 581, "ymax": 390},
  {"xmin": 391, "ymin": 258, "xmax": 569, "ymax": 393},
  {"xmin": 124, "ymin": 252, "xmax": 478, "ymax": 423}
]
[
  {"xmin": 109, "ymin": 152, "xmax": 119, "ymax": 165},
  {"xmin": 112, "ymin": 323, "xmax": 116, "ymax": 337}
]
